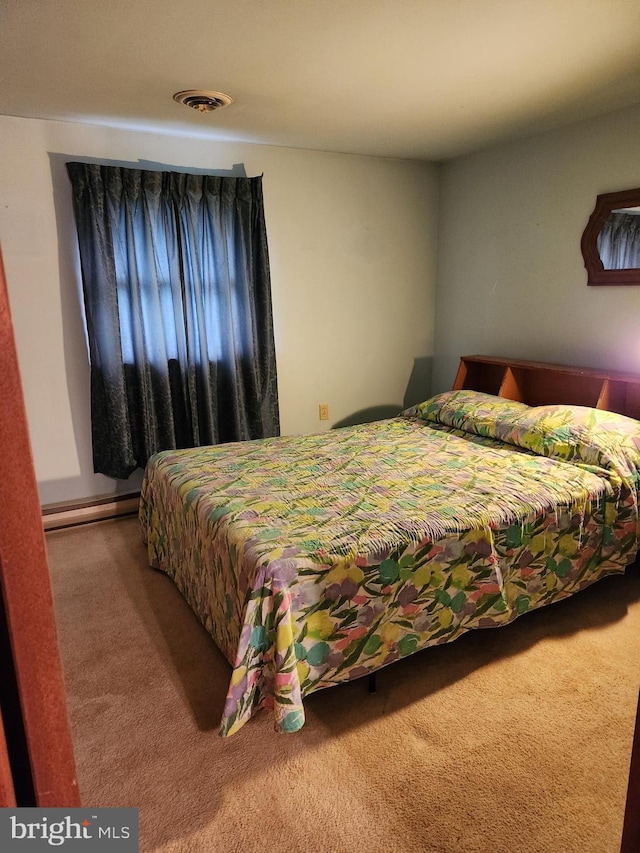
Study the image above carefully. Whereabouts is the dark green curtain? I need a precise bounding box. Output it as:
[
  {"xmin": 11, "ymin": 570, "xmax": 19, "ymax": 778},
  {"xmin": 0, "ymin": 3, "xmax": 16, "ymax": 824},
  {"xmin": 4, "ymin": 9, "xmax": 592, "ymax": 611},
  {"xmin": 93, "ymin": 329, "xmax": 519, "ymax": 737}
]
[{"xmin": 66, "ymin": 163, "xmax": 280, "ymax": 479}]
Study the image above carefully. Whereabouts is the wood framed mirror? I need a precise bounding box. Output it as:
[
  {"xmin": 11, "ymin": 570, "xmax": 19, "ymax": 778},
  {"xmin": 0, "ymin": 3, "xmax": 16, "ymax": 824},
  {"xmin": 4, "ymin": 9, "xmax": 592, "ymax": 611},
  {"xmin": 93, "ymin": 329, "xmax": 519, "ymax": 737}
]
[{"xmin": 581, "ymin": 187, "xmax": 640, "ymax": 286}]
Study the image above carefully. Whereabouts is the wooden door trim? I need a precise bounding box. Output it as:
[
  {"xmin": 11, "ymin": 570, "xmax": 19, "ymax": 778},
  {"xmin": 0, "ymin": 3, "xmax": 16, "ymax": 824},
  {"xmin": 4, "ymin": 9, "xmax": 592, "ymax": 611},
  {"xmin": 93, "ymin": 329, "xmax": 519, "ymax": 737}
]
[{"xmin": 0, "ymin": 248, "xmax": 79, "ymax": 806}]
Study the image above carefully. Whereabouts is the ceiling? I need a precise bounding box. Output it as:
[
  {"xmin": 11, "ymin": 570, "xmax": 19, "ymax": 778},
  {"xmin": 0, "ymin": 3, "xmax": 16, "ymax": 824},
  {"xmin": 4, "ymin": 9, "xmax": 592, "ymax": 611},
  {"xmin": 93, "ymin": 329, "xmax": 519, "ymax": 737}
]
[{"xmin": 2, "ymin": 0, "xmax": 640, "ymax": 161}]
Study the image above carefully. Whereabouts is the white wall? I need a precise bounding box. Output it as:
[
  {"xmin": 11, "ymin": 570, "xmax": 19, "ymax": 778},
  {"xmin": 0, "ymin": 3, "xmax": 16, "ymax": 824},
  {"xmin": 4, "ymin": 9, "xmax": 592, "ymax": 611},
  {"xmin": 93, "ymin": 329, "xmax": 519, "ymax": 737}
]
[
  {"xmin": 0, "ymin": 116, "xmax": 439, "ymax": 504},
  {"xmin": 433, "ymin": 104, "xmax": 640, "ymax": 393}
]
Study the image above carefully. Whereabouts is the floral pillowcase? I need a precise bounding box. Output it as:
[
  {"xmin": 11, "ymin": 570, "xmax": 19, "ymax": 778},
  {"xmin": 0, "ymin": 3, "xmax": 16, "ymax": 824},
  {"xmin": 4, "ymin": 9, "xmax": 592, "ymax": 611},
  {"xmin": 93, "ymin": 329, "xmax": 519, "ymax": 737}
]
[
  {"xmin": 403, "ymin": 390, "xmax": 530, "ymax": 440},
  {"xmin": 405, "ymin": 390, "xmax": 640, "ymax": 488},
  {"xmin": 502, "ymin": 403, "xmax": 640, "ymax": 487}
]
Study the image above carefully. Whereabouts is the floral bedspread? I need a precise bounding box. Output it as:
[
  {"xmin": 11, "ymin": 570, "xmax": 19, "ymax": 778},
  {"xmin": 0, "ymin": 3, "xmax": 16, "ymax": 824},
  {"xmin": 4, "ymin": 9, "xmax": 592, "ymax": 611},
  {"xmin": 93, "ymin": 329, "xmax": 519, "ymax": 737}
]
[{"xmin": 139, "ymin": 391, "xmax": 640, "ymax": 736}]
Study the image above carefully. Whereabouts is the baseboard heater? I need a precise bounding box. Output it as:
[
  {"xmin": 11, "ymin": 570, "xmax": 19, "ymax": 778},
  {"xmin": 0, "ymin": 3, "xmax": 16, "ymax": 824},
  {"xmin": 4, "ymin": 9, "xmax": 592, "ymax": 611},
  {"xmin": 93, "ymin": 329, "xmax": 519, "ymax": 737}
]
[{"xmin": 42, "ymin": 492, "xmax": 140, "ymax": 531}]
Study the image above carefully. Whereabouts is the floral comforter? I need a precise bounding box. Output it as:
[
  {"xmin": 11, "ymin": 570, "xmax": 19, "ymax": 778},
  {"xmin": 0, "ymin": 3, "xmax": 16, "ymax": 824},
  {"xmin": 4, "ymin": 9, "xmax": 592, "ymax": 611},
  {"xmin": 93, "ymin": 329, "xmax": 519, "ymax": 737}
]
[{"xmin": 139, "ymin": 391, "xmax": 640, "ymax": 736}]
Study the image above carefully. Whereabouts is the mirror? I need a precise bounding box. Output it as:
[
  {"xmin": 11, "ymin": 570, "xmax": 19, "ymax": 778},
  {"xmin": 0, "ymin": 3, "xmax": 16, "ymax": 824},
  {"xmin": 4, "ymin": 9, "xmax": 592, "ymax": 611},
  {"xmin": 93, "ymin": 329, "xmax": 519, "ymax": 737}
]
[{"xmin": 581, "ymin": 187, "xmax": 640, "ymax": 285}]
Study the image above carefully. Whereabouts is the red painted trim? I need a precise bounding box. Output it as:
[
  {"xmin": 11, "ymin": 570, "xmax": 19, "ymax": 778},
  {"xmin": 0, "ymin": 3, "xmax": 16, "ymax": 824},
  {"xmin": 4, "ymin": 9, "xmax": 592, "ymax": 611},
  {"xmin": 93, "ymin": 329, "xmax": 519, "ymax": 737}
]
[
  {"xmin": 0, "ymin": 709, "xmax": 16, "ymax": 807},
  {"xmin": 0, "ymin": 248, "xmax": 80, "ymax": 806},
  {"xmin": 621, "ymin": 692, "xmax": 640, "ymax": 852}
]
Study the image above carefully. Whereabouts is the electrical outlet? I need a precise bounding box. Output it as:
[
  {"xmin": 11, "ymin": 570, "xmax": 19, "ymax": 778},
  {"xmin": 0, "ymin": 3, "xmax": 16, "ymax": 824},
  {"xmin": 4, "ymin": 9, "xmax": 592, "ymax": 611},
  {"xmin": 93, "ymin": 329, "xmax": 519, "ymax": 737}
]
[{"xmin": 319, "ymin": 403, "xmax": 329, "ymax": 421}]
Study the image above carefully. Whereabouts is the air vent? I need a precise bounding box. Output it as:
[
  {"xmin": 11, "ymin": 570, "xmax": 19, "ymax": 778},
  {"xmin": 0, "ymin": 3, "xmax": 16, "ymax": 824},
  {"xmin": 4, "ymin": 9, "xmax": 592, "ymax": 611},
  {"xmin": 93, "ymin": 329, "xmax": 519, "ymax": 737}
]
[{"xmin": 173, "ymin": 90, "xmax": 233, "ymax": 113}]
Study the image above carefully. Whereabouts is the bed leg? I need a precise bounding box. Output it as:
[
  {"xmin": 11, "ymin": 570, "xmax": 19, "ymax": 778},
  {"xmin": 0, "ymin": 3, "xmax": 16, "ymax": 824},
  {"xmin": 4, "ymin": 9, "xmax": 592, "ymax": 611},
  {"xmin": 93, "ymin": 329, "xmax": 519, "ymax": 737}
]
[{"xmin": 368, "ymin": 673, "xmax": 377, "ymax": 694}]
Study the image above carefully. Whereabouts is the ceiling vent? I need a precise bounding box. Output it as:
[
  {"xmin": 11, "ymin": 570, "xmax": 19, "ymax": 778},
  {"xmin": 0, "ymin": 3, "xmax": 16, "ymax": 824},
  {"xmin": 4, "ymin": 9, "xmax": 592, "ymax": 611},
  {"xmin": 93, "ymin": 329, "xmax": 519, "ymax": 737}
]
[{"xmin": 173, "ymin": 90, "xmax": 233, "ymax": 113}]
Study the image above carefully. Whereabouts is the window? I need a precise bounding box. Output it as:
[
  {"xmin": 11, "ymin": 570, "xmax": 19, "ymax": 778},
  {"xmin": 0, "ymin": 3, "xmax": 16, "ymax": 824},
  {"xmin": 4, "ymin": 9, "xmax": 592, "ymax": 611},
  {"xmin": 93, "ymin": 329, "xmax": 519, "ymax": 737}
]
[{"xmin": 66, "ymin": 163, "xmax": 280, "ymax": 479}]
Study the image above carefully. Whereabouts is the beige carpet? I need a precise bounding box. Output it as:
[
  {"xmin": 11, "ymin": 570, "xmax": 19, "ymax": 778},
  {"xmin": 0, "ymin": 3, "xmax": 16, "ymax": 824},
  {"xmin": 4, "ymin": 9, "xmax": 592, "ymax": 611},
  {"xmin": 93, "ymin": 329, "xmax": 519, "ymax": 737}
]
[{"xmin": 46, "ymin": 516, "xmax": 640, "ymax": 853}]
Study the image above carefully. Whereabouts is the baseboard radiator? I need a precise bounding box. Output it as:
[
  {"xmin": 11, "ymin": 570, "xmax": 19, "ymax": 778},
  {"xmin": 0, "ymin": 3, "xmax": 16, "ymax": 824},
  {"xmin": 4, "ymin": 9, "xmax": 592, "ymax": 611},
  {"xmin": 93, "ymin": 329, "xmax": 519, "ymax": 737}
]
[{"xmin": 42, "ymin": 493, "xmax": 140, "ymax": 531}]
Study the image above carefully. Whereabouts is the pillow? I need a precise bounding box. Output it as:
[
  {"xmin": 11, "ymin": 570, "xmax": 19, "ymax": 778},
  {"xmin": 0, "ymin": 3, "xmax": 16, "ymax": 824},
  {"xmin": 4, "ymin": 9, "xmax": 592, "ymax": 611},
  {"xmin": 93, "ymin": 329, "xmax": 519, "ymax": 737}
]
[
  {"xmin": 502, "ymin": 404, "xmax": 640, "ymax": 486},
  {"xmin": 403, "ymin": 390, "xmax": 531, "ymax": 440},
  {"xmin": 405, "ymin": 393, "xmax": 640, "ymax": 489}
]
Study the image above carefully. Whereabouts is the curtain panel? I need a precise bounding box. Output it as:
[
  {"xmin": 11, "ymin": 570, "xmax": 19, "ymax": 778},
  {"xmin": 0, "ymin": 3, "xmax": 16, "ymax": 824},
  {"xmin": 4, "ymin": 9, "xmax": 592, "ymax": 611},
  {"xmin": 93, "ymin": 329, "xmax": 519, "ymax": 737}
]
[{"xmin": 66, "ymin": 163, "xmax": 280, "ymax": 479}]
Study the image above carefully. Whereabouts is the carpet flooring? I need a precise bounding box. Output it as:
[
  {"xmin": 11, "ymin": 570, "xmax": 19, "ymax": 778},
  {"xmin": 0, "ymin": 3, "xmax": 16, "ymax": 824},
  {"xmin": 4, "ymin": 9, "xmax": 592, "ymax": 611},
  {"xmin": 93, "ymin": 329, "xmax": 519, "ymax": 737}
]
[{"xmin": 46, "ymin": 516, "xmax": 640, "ymax": 853}]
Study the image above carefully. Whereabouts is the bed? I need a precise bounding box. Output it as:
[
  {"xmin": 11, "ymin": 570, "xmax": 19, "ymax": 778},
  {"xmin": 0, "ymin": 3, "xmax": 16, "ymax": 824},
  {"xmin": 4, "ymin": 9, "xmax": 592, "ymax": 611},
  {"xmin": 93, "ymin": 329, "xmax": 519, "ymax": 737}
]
[{"xmin": 139, "ymin": 357, "xmax": 640, "ymax": 736}]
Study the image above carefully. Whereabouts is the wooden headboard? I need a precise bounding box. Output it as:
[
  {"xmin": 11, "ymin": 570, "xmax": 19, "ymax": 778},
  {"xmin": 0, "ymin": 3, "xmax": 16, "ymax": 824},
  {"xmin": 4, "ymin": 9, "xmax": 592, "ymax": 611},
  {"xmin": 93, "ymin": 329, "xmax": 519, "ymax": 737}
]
[{"xmin": 453, "ymin": 355, "xmax": 640, "ymax": 420}]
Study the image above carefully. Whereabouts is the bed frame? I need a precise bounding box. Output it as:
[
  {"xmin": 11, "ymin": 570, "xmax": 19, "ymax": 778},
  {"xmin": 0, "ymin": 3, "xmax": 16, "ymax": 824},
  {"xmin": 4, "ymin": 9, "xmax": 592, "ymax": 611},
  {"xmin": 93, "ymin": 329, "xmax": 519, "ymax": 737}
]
[
  {"xmin": 453, "ymin": 355, "xmax": 640, "ymax": 419},
  {"xmin": 141, "ymin": 353, "xmax": 640, "ymax": 735},
  {"xmin": 368, "ymin": 355, "xmax": 640, "ymax": 698}
]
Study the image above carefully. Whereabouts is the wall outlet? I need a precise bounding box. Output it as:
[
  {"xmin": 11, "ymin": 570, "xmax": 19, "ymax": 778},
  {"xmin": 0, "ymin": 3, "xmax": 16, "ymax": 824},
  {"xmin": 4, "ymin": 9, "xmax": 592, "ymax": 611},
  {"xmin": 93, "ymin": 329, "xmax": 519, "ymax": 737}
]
[{"xmin": 319, "ymin": 403, "xmax": 329, "ymax": 421}]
